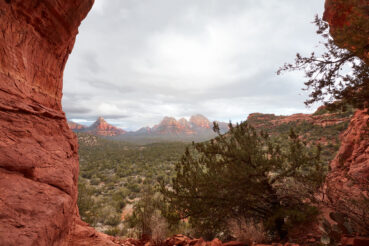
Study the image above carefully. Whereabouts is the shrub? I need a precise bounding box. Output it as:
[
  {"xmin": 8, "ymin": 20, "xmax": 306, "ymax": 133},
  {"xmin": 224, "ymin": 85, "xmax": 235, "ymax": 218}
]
[
  {"xmin": 228, "ymin": 218, "xmax": 267, "ymax": 245},
  {"xmin": 150, "ymin": 210, "xmax": 168, "ymax": 245}
]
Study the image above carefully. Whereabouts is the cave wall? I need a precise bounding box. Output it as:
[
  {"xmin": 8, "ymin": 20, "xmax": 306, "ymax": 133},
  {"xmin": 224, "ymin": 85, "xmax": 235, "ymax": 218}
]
[{"xmin": 0, "ymin": 1, "xmax": 108, "ymax": 245}]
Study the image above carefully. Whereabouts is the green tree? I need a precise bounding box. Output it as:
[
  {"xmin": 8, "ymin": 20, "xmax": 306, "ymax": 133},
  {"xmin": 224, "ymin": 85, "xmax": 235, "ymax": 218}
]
[
  {"xmin": 77, "ymin": 178, "xmax": 98, "ymax": 225},
  {"xmin": 161, "ymin": 123, "xmax": 326, "ymax": 240}
]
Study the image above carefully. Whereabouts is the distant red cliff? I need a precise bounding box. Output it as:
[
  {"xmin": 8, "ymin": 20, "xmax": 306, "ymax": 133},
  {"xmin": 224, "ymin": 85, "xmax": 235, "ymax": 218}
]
[{"xmin": 87, "ymin": 117, "xmax": 126, "ymax": 136}]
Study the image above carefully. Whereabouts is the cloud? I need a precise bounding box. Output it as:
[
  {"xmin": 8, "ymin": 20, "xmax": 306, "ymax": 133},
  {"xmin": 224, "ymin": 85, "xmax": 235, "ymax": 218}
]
[
  {"xmin": 63, "ymin": 0, "xmax": 324, "ymax": 130},
  {"xmin": 63, "ymin": 105, "xmax": 91, "ymax": 115}
]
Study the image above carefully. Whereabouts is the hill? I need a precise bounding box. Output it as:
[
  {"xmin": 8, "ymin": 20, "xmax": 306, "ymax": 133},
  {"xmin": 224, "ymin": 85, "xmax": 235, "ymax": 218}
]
[
  {"xmin": 68, "ymin": 114, "xmax": 230, "ymax": 143},
  {"xmin": 247, "ymin": 106, "xmax": 354, "ymax": 162}
]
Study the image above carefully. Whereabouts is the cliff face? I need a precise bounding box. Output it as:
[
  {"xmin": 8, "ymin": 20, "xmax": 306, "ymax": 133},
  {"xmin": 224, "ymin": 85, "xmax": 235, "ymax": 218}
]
[
  {"xmin": 247, "ymin": 110, "xmax": 351, "ymax": 129},
  {"xmin": 323, "ymin": 0, "xmax": 369, "ymax": 62},
  {"xmin": 323, "ymin": 0, "xmax": 369, "ymax": 233},
  {"xmin": 247, "ymin": 110, "xmax": 353, "ymax": 164},
  {"xmin": 325, "ymin": 110, "xmax": 369, "ymax": 222},
  {"xmin": 189, "ymin": 114, "xmax": 211, "ymax": 129},
  {"xmin": 144, "ymin": 115, "xmax": 221, "ymax": 137},
  {"xmin": 0, "ymin": 1, "xmax": 116, "ymax": 245}
]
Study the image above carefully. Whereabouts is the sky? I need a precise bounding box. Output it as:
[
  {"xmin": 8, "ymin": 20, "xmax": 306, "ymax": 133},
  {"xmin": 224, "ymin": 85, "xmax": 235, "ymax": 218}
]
[{"xmin": 63, "ymin": 0, "xmax": 325, "ymax": 131}]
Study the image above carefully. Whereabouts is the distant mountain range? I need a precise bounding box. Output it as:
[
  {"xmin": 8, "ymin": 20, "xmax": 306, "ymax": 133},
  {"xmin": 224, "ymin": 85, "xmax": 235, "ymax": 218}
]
[{"xmin": 68, "ymin": 114, "xmax": 229, "ymax": 142}]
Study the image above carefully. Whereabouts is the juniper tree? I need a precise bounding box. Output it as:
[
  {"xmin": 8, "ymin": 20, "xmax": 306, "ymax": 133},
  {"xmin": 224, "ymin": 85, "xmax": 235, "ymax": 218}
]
[{"xmin": 161, "ymin": 122, "xmax": 326, "ymax": 240}]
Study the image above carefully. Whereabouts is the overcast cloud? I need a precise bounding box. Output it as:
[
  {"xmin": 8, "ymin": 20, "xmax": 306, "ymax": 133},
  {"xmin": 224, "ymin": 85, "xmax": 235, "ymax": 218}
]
[{"xmin": 63, "ymin": 0, "xmax": 324, "ymax": 130}]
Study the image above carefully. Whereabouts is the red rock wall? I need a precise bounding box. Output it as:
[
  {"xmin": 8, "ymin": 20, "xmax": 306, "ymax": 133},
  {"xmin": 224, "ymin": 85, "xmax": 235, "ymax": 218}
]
[
  {"xmin": 323, "ymin": 0, "xmax": 369, "ymax": 62},
  {"xmin": 0, "ymin": 1, "xmax": 117, "ymax": 245},
  {"xmin": 324, "ymin": 0, "xmax": 369, "ymax": 233},
  {"xmin": 324, "ymin": 110, "xmax": 369, "ymax": 234}
]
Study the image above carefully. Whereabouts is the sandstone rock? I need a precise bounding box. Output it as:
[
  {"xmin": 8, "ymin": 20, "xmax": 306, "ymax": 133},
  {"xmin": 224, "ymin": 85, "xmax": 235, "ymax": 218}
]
[
  {"xmin": 247, "ymin": 111, "xmax": 351, "ymax": 130},
  {"xmin": 321, "ymin": 0, "xmax": 369, "ymax": 236},
  {"xmin": 165, "ymin": 234, "xmax": 193, "ymax": 246},
  {"xmin": 68, "ymin": 121, "xmax": 87, "ymax": 131},
  {"xmin": 222, "ymin": 242, "xmax": 247, "ymax": 246},
  {"xmin": 208, "ymin": 238, "xmax": 222, "ymax": 246},
  {"xmin": 68, "ymin": 219, "xmax": 117, "ymax": 246},
  {"xmin": 0, "ymin": 0, "xmax": 118, "ymax": 245},
  {"xmin": 324, "ymin": 0, "xmax": 369, "ymax": 63},
  {"xmin": 324, "ymin": 109, "xmax": 369, "ymax": 232},
  {"xmin": 154, "ymin": 117, "xmax": 196, "ymax": 136},
  {"xmin": 190, "ymin": 114, "xmax": 211, "ymax": 129},
  {"xmin": 192, "ymin": 238, "xmax": 206, "ymax": 246},
  {"xmin": 87, "ymin": 116, "xmax": 126, "ymax": 136}
]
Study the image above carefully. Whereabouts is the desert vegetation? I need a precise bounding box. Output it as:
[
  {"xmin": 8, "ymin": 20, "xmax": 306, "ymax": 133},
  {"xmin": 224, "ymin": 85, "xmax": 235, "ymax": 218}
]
[
  {"xmin": 161, "ymin": 122, "xmax": 326, "ymax": 241},
  {"xmin": 77, "ymin": 106, "xmax": 353, "ymax": 243},
  {"xmin": 76, "ymin": 134, "xmax": 187, "ymax": 235}
]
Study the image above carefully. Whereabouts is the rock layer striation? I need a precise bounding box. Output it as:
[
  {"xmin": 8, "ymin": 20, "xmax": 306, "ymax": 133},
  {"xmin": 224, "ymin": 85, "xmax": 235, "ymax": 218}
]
[
  {"xmin": 0, "ymin": 0, "xmax": 116, "ymax": 245},
  {"xmin": 323, "ymin": 0, "xmax": 369, "ymax": 234}
]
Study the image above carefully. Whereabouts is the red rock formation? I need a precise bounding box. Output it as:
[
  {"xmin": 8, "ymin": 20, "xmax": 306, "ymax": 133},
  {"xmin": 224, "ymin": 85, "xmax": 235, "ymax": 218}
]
[
  {"xmin": 0, "ymin": 0, "xmax": 117, "ymax": 245},
  {"xmin": 247, "ymin": 111, "xmax": 351, "ymax": 130},
  {"xmin": 87, "ymin": 116, "xmax": 126, "ymax": 136},
  {"xmin": 178, "ymin": 117, "xmax": 192, "ymax": 129},
  {"xmin": 152, "ymin": 116, "xmax": 196, "ymax": 135},
  {"xmin": 68, "ymin": 121, "xmax": 87, "ymax": 131},
  {"xmin": 324, "ymin": 0, "xmax": 369, "ymax": 62},
  {"xmin": 163, "ymin": 235, "xmax": 242, "ymax": 246},
  {"xmin": 323, "ymin": 0, "xmax": 369, "ymax": 234},
  {"xmin": 324, "ymin": 109, "xmax": 369, "ymax": 232},
  {"xmin": 190, "ymin": 114, "xmax": 211, "ymax": 129}
]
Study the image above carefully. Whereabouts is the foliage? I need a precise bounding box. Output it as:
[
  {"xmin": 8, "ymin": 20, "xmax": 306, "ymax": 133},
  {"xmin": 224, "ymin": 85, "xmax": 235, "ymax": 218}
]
[
  {"xmin": 161, "ymin": 122, "xmax": 326, "ymax": 240},
  {"xmin": 278, "ymin": 9, "xmax": 369, "ymax": 110},
  {"xmin": 77, "ymin": 178, "xmax": 98, "ymax": 225},
  {"xmin": 149, "ymin": 209, "xmax": 169, "ymax": 245},
  {"xmin": 125, "ymin": 187, "xmax": 164, "ymax": 237},
  {"xmin": 228, "ymin": 218, "xmax": 267, "ymax": 245},
  {"xmin": 77, "ymin": 134, "xmax": 187, "ymax": 235},
  {"xmin": 277, "ymin": 4, "xmax": 369, "ymax": 237},
  {"xmin": 246, "ymin": 107, "xmax": 354, "ymax": 165}
]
